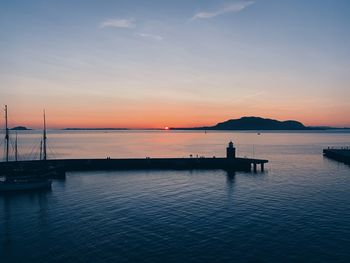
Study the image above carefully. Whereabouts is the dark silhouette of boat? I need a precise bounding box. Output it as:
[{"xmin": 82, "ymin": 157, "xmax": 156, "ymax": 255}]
[
  {"xmin": 0, "ymin": 105, "xmax": 52, "ymax": 192},
  {"xmin": 0, "ymin": 174, "xmax": 51, "ymax": 192}
]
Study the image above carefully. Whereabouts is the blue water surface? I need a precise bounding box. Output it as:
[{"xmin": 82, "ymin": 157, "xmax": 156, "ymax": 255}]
[{"xmin": 1, "ymin": 131, "xmax": 350, "ymax": 262}]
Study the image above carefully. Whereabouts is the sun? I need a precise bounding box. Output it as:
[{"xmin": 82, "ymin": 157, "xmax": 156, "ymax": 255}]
[{"xmin": 164, "ymin": 126, "xmax": 169, "ymax": 130}]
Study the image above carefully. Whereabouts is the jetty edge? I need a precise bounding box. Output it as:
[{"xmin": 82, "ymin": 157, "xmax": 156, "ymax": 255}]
[
  {"xmin": 0, "ymin": 142, "xmax": 268, "ymax": 177},
  {"xmin": 323, "ymin": 148, "xmax": 350, "ymax": 164}
]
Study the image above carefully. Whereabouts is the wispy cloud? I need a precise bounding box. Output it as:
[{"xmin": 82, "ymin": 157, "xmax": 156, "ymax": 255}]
[
  {"xmin": 192, "ymin": 1, "xmax": 254, "ymax": 20},
  {"xmin": 100, "ymin": 18, "xmax": 135, "ymax": 29},
  {"xmin": 136, "ymin": 33, "xmax": 163, "ymax": 41},
  {"xmin": 230, "ymin": 90, "xmax": 265, "ymax": 103}
]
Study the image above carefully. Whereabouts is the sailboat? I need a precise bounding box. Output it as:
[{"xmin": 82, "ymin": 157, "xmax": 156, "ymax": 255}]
[{"xmin": 0, "ymin": 106, "xmax": 52, "ymax": 192}]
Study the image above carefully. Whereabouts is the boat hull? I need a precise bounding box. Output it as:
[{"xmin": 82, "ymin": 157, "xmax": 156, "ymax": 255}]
[{"xmin": 0, "ymin": 180, "xmax": 52, "ymax": 192}]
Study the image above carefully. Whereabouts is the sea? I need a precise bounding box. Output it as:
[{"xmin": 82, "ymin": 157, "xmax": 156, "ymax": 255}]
[{"xmin": 1, "ymin": 130, "xmax": 350, "ymax": 262}]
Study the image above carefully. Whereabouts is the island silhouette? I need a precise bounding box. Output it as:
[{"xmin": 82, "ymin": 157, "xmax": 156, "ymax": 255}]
[
  {"xmin": 11, "ymin": 126, "xmax": 31, "ymax": 130},
  {"xmin": 171, "ymin": 117, "xmax": 308, "ymax": 130}
]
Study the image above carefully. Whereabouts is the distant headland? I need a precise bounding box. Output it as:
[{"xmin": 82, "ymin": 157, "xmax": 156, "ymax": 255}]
[
  {"xmin": 6, "ymin": 117, "xmax": 348, "ymax": 131},
  {"xmin": 58, "ymin": 117, "xmax": 349, "ymax": 131},
  {"xmin": 171, "ymin": 117, "xmax": 312, "ymax": 130},
  {"xmin": 63, "ymin": 128, "xmax": 129, "ymax": 131}
]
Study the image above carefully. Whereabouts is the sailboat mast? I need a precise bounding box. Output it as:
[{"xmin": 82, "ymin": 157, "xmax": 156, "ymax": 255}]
[
  {"xmin": 15, "ymin": 132, "xmax": 18, "ymax": 161},
  {"xmin": 5, "ymin": 105, "xmax": 9, "ymax": 162},
  {"xmin": 43, "ymin": 110, "xmax": 47, "ymax": 160},
  {"xmin": 39, "ymin": 139, "xmax": 43, "ymax": 160}
]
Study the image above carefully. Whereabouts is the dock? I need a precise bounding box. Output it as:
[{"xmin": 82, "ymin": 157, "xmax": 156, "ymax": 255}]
[
  {"xmin": 0, "ymin": 142, "xmax": 268, "ymax": 177},
  {"xmin": 323, "ymin": 148, "xmax": 350, "ymax": 165},
  {"xmin": 0, "ymin": 157, "xmax": 268, "ymax": 175}
]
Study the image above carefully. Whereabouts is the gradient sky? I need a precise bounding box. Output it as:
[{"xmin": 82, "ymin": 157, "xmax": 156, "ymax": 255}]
[{"xmin": 0, "ymin": 0, "xmax": 349, "ymax": 128}]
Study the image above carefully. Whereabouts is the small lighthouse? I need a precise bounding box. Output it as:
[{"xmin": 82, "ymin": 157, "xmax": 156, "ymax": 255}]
[{"xmin": 226, "ymin": 141, "xmax": 236, "ymax": 159}]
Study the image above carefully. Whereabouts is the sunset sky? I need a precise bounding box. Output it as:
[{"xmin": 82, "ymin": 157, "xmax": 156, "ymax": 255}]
[{"xmin": 0, "ymin": 0, "xmax": 349, "ymax": 128}]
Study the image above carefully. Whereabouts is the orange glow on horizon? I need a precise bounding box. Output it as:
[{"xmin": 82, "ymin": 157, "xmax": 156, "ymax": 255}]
[
  {"xmin": 1, "ymin": 112, "xmax": 350, "ymax": 129},
  {"xmin": 1, "ymin": 101, "xmax": 349, "ymax": 129}
]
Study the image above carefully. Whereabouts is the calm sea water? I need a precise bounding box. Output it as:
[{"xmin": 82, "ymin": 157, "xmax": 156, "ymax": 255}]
[{"xmin": 1, "ymin": 130, "xmax": 350, "ymax": 262}]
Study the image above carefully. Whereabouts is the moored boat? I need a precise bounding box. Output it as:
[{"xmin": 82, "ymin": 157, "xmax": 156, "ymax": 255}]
[
  {"xmin": 1, "ymin": 105, "xmax": 53, "ymax": 192},
  {"xmin": 0, "ymin": 176, "xmax": 51, "ymax": 192}
]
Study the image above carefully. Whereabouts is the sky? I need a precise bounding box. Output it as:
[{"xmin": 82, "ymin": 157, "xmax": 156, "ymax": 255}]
[{"xmin": 0, "ymin": 0, "xmax": 349, "ymax": 128}]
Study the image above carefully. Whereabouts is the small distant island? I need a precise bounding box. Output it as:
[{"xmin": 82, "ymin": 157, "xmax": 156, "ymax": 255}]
[
  {"xmin": 11, "ymin": 126, "xmax": 31, "ymax": 130},
  {"xmin": 171, "ymin": 117, "xmax": 310, "ymax": 130}
]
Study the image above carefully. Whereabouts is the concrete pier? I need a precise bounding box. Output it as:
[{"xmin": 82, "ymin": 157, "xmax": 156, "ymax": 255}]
[
  {"xmin": 0, "ymin": 143, "xmax": 268, "ymax": 177},
  {"xmin": 0, "ymin": 156, "xmax": 268, "ymax": 176},
  {"xmin": 323, "ymin": 148, "xmax": 350, "ymax": 165}
]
